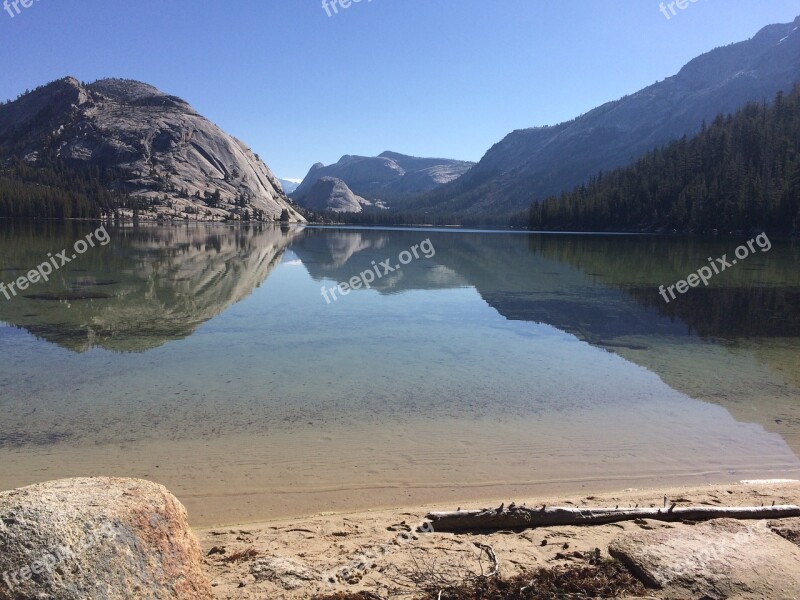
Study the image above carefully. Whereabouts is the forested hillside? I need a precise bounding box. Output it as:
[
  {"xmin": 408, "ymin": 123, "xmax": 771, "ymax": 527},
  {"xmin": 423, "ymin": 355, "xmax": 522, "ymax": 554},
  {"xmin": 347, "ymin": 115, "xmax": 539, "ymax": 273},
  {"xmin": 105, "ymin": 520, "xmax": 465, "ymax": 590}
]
[
  {"xmin": 530, "ymin": 88, "xmax": 800, "ymax": 234},
  {"xmin": 0, "ymin": 151, "xmax": 123, "ymax": 219}
]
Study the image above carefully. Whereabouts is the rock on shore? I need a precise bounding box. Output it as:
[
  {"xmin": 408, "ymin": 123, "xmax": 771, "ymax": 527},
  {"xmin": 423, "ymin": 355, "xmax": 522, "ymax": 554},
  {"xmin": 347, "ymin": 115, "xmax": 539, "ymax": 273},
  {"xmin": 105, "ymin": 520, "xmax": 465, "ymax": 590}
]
[
  {"xmin": 610, "ymin": 518, "xmax": 800, "ymax": 599},
  {"xmin": 0, "ymin": 477, "xmax": 211, "ymax": 600}
]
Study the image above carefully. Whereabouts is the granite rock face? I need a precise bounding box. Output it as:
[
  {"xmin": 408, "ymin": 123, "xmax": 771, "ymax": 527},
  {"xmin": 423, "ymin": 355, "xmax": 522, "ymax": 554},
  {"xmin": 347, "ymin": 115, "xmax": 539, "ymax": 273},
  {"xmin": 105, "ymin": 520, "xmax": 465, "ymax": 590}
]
[
  {"xmin": 292, "ymin": 151, "xmax": 474, "ymax": 201},
  {"xmin": 0, "ymin": 77, "xmax": 304, "ymax": 222},
  {"xmin": 293, "ymin": 176, "xmax": 380, "ymax": 213},
  {"xmin": 278, "ymin": 178, "xmax": 302, "ymax": 194},
  {"xmin": 0, "ymin": 477, "xmax": 212, "ymax": 600},
  {"xmin": 609, "ymin": 518, "xmax": 800, "ymax": 599}
]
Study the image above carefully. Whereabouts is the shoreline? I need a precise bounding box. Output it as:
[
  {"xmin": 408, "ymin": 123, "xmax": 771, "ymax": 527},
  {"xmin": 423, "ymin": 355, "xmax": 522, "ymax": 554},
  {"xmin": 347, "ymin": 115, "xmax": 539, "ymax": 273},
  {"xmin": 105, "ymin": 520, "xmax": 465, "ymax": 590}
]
[
  {"xmin": 4, "ymin": 420, "xmax": 799, "ymax": 529},
  {"xmin": 196, "ymin": 479, "xmax": 800, "ymax": 598},
  {"xmin": 194, "ymin": 478, "xmax": 800, "ymax": 531},
  {"xmin": 184, "ymin": 470, "xmax": 800, "ymax": 530}
]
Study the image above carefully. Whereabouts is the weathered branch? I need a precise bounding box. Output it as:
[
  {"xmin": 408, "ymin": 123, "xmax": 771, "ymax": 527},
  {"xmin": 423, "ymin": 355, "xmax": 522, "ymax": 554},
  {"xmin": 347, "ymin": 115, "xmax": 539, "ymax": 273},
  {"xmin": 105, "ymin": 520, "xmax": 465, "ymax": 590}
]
[
  {"xmin": 473, "ymin": 542, "xmax": 499, "ymax": 577},
  {"xmin": 425, "ymin": 504, "xmax": 800, "ymax": 532}
]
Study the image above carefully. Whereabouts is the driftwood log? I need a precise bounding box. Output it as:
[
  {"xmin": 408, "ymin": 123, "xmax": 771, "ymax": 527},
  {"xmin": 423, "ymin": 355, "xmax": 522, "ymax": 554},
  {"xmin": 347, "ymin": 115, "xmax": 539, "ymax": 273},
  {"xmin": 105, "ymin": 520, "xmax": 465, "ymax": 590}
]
[{"xmin": 425, "ymin": 504, "xmax": 800, "ymax": 532}]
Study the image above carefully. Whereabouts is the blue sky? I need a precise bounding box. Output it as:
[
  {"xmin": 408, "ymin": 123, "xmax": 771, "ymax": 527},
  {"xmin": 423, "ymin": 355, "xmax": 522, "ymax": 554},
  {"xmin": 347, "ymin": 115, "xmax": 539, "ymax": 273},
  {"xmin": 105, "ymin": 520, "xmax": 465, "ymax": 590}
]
[{"xmin": 1, "ymin": 1, "xmax": 798, "ymax": 179}]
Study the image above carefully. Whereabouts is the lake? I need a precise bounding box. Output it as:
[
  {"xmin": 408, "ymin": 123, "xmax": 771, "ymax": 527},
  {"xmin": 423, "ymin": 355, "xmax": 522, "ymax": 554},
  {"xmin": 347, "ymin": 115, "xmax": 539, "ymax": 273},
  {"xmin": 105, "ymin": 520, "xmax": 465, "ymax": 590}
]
[{"xmin": 1, "ymin": 222, "xmax": 799, "ymax": 526}]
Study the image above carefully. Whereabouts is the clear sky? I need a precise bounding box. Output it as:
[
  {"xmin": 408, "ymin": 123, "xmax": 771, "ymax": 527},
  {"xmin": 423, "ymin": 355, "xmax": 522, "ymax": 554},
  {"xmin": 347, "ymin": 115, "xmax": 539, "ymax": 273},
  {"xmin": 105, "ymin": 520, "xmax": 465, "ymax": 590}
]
[{"xmin": 1, "ymin": 0, "xmax": 798, "ymax": 179}]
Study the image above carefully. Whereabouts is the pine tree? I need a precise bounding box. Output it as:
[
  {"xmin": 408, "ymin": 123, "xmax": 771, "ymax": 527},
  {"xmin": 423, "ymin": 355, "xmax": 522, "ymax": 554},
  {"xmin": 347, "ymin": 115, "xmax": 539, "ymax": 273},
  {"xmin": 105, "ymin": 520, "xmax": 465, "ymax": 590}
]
[{"xmin": 530, "ymin": 87, "xmax": 800, "ymax": 234}]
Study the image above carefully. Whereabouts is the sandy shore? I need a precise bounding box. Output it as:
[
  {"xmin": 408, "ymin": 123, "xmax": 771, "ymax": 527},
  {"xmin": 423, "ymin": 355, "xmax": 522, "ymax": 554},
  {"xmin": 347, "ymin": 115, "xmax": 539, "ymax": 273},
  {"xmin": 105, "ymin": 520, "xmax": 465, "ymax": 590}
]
[{"xmin": 197, "ymin": 479, "xmax": 800, "ymax": 599}]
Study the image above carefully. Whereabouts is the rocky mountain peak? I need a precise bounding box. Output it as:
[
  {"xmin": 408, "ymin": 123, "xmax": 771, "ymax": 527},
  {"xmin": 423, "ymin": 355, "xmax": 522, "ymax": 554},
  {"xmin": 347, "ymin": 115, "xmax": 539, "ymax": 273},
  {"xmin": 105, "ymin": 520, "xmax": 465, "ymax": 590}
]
[
  {"xmin": 87, "ymin": 78, "xmax": 189, "ymax": 108},
  {"xmin": 422, "ymin": 14, "xmax": 800, "ymax": 215},
  {"xmin": 293, "ymin": 151, "xmax": 474, "ymax": 201},
  {"xmin": 294, "ymin": 176, "xmax": 376, "ymax": 213},
  {"xmin": 0, "ymin": 77, "xmax": 304, "ymax": 222}
]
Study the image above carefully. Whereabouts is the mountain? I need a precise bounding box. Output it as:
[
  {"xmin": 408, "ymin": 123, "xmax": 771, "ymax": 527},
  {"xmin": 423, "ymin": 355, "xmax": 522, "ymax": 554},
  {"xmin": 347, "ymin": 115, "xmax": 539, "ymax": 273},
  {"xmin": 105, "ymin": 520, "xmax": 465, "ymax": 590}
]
[
  {"xmin": 0, "ymin": 77, "xmax": 305, "ymax": 222},
  {"xmin": 529, "ymin": 87, "xmax": 800, "ymax": 234},
  {"xmin": 415, "ymin": 16, "xmax": 800, "ymax": 216},
  {"xmin": 292, "ymin": 151, "xmax": 474, "ymax": 202},
  {"xmin": 292, "ymin": 176, "xmax": 385, "ymax": 213},
  {"xmin": 278, "ymin": 178, "xmax": 301, "ymax": 194}
]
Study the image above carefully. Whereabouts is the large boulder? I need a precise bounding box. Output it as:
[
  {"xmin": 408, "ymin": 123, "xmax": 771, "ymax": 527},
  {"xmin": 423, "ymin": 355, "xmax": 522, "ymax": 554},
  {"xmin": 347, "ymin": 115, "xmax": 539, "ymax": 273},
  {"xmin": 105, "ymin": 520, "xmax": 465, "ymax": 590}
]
[
  {"xmin": 609, "ymin": 518, "xmax": 800, "ymax": 599},
  {"xmin": 0, "ymin": 477, "xmax": 212, "ymax": 600}
]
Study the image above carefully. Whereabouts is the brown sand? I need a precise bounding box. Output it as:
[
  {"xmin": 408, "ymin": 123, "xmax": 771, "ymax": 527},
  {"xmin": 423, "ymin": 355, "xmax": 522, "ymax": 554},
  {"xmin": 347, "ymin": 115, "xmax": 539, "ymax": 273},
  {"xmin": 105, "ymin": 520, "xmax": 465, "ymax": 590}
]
[
  {"xmin": 3, "ymin": 413, "xmax": 798, "ymax": 528},
  {"xmin": 198, "ymin": 479, "xmax": 800, "ymax": 599}
]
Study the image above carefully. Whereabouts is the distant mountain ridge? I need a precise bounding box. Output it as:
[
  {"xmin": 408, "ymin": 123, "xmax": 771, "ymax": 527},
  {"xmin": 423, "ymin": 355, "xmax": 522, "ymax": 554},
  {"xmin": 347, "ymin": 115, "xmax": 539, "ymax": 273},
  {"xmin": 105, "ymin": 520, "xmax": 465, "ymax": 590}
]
[
  {"xmin": 278, "ymin": 178, "xmax": 301, "ymax": 194},
  {"xmin": 292, "ymin": 151, "xmax": 474, "ymax": 203},
  {"xmin": 411, "ymin": 15, "xmax": 800, "ymax": 216},
  {"xmin": 0, "ymin": 77, "xmax": 304, "ymax": 222}
]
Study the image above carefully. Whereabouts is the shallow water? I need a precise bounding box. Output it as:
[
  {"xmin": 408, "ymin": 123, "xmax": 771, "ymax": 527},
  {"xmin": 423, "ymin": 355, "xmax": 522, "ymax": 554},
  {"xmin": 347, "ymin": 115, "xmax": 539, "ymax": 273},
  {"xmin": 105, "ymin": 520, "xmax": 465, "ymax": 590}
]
[{"xmin": 1, "ymin": 223, "xmax": 799, "ymax": 525}]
